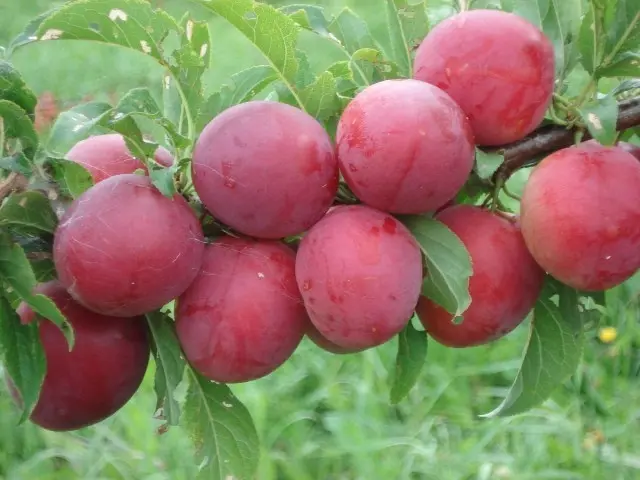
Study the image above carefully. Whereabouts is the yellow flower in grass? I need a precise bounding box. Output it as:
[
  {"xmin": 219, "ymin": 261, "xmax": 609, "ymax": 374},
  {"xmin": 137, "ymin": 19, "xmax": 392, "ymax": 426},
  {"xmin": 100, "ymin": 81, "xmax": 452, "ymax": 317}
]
[{"xmin": 598, "ymin": 327, "xmax": 618, "ymax": 344}]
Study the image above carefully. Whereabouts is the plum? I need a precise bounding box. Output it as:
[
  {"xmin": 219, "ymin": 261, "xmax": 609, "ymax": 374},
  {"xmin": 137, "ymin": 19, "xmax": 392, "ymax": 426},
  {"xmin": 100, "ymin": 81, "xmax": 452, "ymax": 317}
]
[
  {"xmin": 336, "ymin": 79, "xmax": 475, "ymax": 214},
  {"xmin": 192, "ymin": 101, "xmax": 339, "ymax": 239},
  {"xmin": 416, "ymin": 205, "xmax": 545, "ymax": 347},
  {"xmin": 295, "ymin": 205, "xmax": 423, "ymax": 350},
  {"xmin": 175, "ymin": 237, "xmax": 307, "ymax": 383},
  {"xmin": 53, "ymin": 174, "xmax": 205, "ymax": 317},
  {"xmin": 66, "ymin": 133, "xmax": 174, "ymax": 183},
  {"xmin": 413, "ymin": 9, "xmax": 555, "ymax": 146},
  {"xmin": 520, "ymin": 143, "xmax": 640, "ymax": 291},
  {"xmin": 9, "ymin": 281, "xmax": 149, "ymax": 431}
]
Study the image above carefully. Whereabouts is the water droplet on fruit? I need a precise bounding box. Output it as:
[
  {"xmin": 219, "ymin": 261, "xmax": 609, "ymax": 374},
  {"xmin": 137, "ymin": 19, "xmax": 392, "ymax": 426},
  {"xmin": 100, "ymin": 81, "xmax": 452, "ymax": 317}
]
[
  {"xmin": 257, "ymin": 272, "xmax": 265, "ymax": 279},
  {"xmin": 605, "ymin": 255, "xmax": 612, "ymax": 260}
]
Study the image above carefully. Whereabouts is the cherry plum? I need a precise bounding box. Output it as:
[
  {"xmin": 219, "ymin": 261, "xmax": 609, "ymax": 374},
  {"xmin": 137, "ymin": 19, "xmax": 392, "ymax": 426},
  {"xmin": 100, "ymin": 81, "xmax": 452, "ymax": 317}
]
[
  {"xmin": 416, "ymin": 205, "xmax": 545, "ymax": 348},
  {"xmin": 413, "ymin": 9, "xmax": 555, "ymax": 146},
  {"xmin": 53, "ymin": 174, "xmax": 205, "ymax": 317},
  {"xmin": 295, "ymin": 205, "xmax": 423, "ymax": 350},
  {"xmin": 336, "ymin": 79, "xmax": 475, "ymax": 214},
  {"xmin": 10, "ymin": 281, "xmax": 149, "ymax": 431},
  {"xmin": 520, "ymin": 143, "xmax": 640, "ymax": 291},
  {"xmin": 66, "ymin": 133, "xmax": 173, "ymax": 183},
  {"xmin": 176, "ymin": 237, "xmax": 307, "ymax": 383},
  {"xmin": 192, "ymin": 101, "xmax": 339, "ymax": 239}
]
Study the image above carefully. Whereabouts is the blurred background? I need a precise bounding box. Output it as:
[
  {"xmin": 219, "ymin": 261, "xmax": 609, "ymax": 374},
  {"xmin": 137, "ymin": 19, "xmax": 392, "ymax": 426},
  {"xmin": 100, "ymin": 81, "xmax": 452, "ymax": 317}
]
[{"xmin": 1, "ymin": 1, "xmax": 640, "ymax": 479}]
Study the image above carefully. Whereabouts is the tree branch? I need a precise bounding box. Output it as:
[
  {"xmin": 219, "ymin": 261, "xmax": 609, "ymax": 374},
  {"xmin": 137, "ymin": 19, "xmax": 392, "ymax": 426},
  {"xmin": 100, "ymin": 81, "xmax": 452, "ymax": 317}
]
[{"xmin": 491, "ymin": 96, "xmax": 640, "ymax": 182}]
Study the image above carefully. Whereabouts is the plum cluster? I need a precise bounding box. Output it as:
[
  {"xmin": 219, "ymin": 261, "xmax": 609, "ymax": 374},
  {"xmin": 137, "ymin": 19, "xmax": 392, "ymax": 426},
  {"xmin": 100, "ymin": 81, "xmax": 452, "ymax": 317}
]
[{"xmin": 14, "ymin": 10, "xmax": 640, "ymax": 431}]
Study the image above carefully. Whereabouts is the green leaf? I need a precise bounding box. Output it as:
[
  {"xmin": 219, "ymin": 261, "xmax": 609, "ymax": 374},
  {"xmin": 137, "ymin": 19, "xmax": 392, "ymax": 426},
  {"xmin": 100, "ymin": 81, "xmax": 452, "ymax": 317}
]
[
  {"xmin": 578, "ymin": 3, "xmax": 604, "ymax": 75},
  {"xmin": 148, "ymin": 164, "xmax": 177, "ymax": 198},
  {"xmin": 0, "ymin": 293, "xmax": 46, "ymax": 424},
  {"xmin": 328, "ymin": 8, "xmax": 377, "ymax": 53},
  {"xmin": 482, "ymin": 280, "xmax": 585, "ymax": 417},
  {"xmin": 0, "ymin": 153, "xmax": 32, "ymax": 175},
  {"xmin": 402, "ymin": 216, "xmax": 472, "ymax": 317},
  {"xmin": 46, "ymin": 102, "xmax": 113, "ymax": 156},
  {"xmin": 196, "ymin": 66, "xmax": 278, "ymax": 131},
  {"xmin": 389, "ymin": 320, "xmax": 428, "ymax": 404},
  {"xmin": 511, "ymin": 0, "xmax": 549, "ymax": 29},
  {"xmin": 194, "ymin": 0, "xmax": 306, "ymax": 111},
  {"xmin": 44, "ymin": 158, "xmax": 94, "ymax": 199},
  {"xmin": 0, "ymin": 234, "xmax": 73, "ymax": 347},
  {"xmin": 385, "ymin": 0, "xmax": 430, "ymax": 77},
  {"xmin": 612, "ymin": 78, "xmax": 640, "ymax": 98},
  {"xmin": 111, "ymin": 88, "xmax": 189, "ymax": 151},
  {"xmin": 183, "ymin": 369, "xmax": 260, "ymax": 480},
  {"xmin": 146, "ymin": 311, "xmax": 186, "ymax": 427},
  {"xmin": 597, "ymin": 0, "xmax": 640, "ymax": 78},
  {"xmin": 542, "ymin": 0, "xmax": 584, "ymax": 80},
  {"xmin": 281, "ymin": 4, "xmax": 332, "ymax": 39},
  {"xmin": 596, "ymin": 51, "xmax": 640, "ymax": 78},
  {"xmin": 0, "ymin": 191, "xmax": 58, "ymax": 236},
  {"xmin": 298, "ymin": 71, "xmax": 340, "ymax": 121},
  {"xmin": 0, "ymin": 100, "xmax": 38, "ymax": 158},
  {"xmin": 32, "ymin": 0, "xmax": 179, "ymax": 63},
  {"xmin": 475, "ymin": 149, "xmax": 504, "ymax": 180},
  {"xmin": 0, "ymin": 61, "xmax": 38, "ymax": 116},
  {"xmin": 578, "ymin": 94, "xmax": 619, "ymax": 146}
]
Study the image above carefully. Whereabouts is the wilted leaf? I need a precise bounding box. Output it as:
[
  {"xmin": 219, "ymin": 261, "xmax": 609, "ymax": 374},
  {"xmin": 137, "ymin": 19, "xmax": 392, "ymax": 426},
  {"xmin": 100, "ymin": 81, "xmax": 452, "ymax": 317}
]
[
  {"xmin": 0, "ymin": 294, "xmax": 46, "ymax": 424},
  {"xmin": 482, "ymin": 280, "xmax": 585, "ymax": 417},
  {"xmin": 146, "ymin": 311, "xmax": 186, "ymax": 427},
  {"xmin": 390, "ymin": 320, "xmax": 428, "ymax": 404},
  {"xmin": 0, "ymin": 60, "xmax": 38, "ymax": 115},
  {"xmin": 402, "ymin": 216, "xmax": 473, "ymax": 317},
  {"xmin": 183, "ymin": 369, "xmax": 260, "ymax": 480},
  {"xmin": 578, "ymin": 94, "xmax": 619, "ymax": 146},
  {"xmin": 0, "ymin": 234, "xmax": 73, "ymax": 347},
  {"xmin": 0, "ymin": 191, "xmax": 58, "ymax": 235}
]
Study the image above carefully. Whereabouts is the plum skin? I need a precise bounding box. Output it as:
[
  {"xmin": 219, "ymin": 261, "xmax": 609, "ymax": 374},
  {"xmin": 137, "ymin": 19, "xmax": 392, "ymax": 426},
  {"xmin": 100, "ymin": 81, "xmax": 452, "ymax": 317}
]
[
  {"xmin": 9, "ymin": 281, "xmax": 150, "ymax": 431},
  {"xmin": 53, "ymin": 173, "xmax": 205, "ymax": 317},
  {"xmin": 305, "ymin": 319, "xmax": 366, "ymax": 355},
  {"xmin": 66, "ymin": 133, "xmax": 174, "ymax": 183},
  {"xmin": 175, "ymin": 237, "xmax": 307, "ymax": 383},
  {"xmin": 192, "ymin": 101, "xmax": 339, "ymax": 239},
  {"xmin": 413, "ymin": 9, "xmax": 555, "ymax": 146},
  {"xmin": 336, "ymin": 79, "xmax": 475, "ymax": 214},
  {"xmin": 520, "ymin": 143, "xmax": 640, "ymax": 291},
  {"xmin": 295, "ymin": 205, "xmax": 423, "ymax": 350},
  {"xmin": 416, "ymin": 205, "xmax": 545, "ymax": 348}
]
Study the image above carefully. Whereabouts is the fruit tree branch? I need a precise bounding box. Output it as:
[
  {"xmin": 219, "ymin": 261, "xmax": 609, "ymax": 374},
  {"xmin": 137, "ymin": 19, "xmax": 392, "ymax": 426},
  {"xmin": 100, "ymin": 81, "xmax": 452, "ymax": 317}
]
[{"xmin": 492, "ymin": 96, "xmax": 640, "ymax": 182}]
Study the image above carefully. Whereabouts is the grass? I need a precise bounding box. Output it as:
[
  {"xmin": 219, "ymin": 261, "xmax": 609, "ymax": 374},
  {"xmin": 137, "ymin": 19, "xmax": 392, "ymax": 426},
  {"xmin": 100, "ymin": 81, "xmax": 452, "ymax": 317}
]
[{"xmin": 1, "ymin": 0, "xmax": 640, "ymax": 479}]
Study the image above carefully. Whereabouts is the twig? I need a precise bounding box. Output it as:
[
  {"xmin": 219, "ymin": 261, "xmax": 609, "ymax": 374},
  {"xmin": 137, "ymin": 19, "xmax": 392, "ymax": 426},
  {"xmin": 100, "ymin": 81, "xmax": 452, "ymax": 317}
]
[
  {"xmin": 491, "ymin": 97, "xmax": 640, "ymax": 183},
  {"xmin": 0, "ymin": 172, "xmax": 27, "ymax": 201}
]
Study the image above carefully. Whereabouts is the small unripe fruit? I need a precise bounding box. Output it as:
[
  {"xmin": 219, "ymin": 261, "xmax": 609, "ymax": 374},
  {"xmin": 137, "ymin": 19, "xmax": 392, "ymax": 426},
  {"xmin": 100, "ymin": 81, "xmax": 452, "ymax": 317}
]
[
  {"xmin": 337, "ymin": 79, "xmax": 475, "ymax": 214},
  {"xmin": 192, "ymin": 101, "xmax": 339, "ymax": 239},
  {"xmin": 416, "ymin": 205, "xmax": 545, "ymax": 348},
  {"xmin": 66, "ymin": 133, "xmax": 173, "ymax": 183},
  {"xmin": 413, "ymin": 9, "xmax": 555, "ymax": 146},
  {"xmin": 10, "ymin": 281, "xmax": 150, "ymax": 431},
  {"xmin": 520, "ymin": 143, "xmax": 640, "ymax": 291},
  {"xmin": 296, "ymin": 205, "xmax": 423, "ymax": 350}
]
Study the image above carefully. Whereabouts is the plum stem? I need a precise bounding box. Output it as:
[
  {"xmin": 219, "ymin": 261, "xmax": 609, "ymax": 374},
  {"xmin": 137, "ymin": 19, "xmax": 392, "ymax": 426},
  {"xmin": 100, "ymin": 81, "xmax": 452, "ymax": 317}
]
[{"xmin": 490, "ymin": 96, "xmax": 640, "ymax": 184}]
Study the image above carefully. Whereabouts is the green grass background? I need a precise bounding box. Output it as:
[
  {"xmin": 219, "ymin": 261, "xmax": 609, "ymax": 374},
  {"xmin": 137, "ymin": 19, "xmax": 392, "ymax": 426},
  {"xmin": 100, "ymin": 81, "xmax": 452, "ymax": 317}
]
[{"xmin": 1, "ymin": 1, "xmax": 640, "ymax": 479}]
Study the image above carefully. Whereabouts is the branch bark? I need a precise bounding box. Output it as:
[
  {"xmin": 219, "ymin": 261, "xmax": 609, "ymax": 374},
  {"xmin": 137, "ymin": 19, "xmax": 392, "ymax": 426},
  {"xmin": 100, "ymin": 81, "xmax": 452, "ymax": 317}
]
[{"xmin": 491, "ymin": 96, "xmax": 640, "ymax": 182}]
